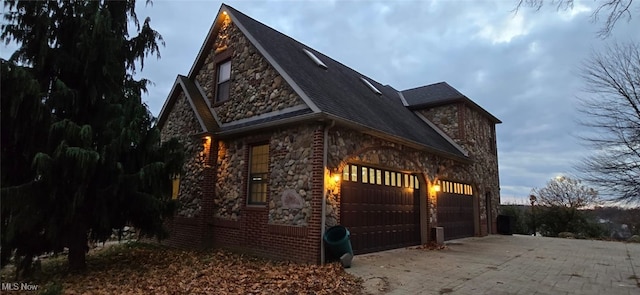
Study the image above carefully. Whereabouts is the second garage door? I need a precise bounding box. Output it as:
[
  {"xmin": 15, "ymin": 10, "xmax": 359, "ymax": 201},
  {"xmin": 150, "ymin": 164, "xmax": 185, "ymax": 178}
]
[
  {"xmin": 436, "ymin": 180, "xmax": 475, "ymax": 240},
  {"xmin": 341, "ymin": 164, "xmax": 421, "ymax": 255}
]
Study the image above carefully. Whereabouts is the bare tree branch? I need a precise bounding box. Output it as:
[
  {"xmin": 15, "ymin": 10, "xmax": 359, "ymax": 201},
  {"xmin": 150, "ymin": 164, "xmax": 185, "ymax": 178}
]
[
  {"xmin": 514, "ymin": 0, "xmax": 635, "ymax": 38},
  {"xmin": 532, "ymin": 176, "xmax": 599, "ymax": 208},
  {"xmin": 576, "ymin": 41, "xmax": 640, "ymax": 204}
]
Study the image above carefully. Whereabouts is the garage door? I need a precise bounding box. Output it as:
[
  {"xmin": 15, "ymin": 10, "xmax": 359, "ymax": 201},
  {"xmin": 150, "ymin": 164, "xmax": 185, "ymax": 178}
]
[
  {"xmin": 436, "ymin": 180, "xmax": 475, "ymax": 240},
  {"xmin": 341, "ymin": 164, "xmax": 421, "ymax": 254}
]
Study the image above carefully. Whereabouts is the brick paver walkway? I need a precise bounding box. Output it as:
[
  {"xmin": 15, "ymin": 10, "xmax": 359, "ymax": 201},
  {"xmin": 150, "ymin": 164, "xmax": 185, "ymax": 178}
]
[{"xmin": 346, "ymin": 235, "xmax": 640, "ymax": 295}]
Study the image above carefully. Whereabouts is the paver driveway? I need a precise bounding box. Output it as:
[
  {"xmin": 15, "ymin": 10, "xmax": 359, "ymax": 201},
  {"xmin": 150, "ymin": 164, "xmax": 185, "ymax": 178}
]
[{"xmin": 346, "ymin": 235, "xmax": 640, "ymax": 295}]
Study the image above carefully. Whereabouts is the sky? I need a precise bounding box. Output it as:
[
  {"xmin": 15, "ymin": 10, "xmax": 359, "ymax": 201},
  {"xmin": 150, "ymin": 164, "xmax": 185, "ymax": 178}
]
[{"xmin": 2, "ymin": 0, "xmax": 638, "ymax": 204}]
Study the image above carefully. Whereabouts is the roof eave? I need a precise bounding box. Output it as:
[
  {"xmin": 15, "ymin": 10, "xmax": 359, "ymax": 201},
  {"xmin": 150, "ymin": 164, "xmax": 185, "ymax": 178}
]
[
  {"xmin": 214, "ymin": 111, "xmax": 469, "ymax": 163},
  {"xmin": 406, "ymin": 96, "xmax": 466, "ymax": 110},
  {"xmin": 215, "ymin": 112, "xmax": 325, "ymax": 138}
]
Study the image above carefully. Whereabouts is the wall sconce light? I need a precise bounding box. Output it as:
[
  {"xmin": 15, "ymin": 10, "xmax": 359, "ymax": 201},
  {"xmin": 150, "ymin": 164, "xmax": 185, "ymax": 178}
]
[
  {"xmin": 332, "ymin": 174, "xmax": 341, "ymax": 183},
  {"xmin": 202, "ymin": 136, "xmax": 212, "ymax": 164},
  {"xmin": 433, "ymin": 184, "xmax": 441, "ymax": 192}
]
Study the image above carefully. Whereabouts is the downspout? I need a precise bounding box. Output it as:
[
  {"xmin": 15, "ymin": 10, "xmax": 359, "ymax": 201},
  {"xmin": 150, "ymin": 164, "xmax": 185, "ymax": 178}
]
[{"xmin": 320, "ymin": 120, "xmax": 335, "ymax": 264}]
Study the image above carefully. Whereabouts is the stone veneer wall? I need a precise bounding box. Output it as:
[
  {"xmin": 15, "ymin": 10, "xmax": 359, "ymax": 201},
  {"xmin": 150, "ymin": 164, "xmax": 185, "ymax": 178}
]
[
  {"xmin": 423, "ymin": 104, "xmax": 460, "ymax": 138},
  {"xmin": 214, "ymin": 124, "xmax": 317, "ymax": 226},
  {"xmin": 159, "ymin": 92, "xmax": 205, "ymax": 217},
  {"xmin": 195, "ymin": 15, "xmax": 304, "ymax": 123},
  {"xmin": 419, "ymin": 104, "xmax": 500, "ymax": 234},
  {"xmin": 210, "ymin": 124, "xmax": 325, "ymax": 263},
  {"xmin": 326, "ymin": 127, "xmax": 471, "ymax": 229},
  {"xmin": 214, "ymin": 139, "xmax": 243, "ymax": 220},
  {"xmin": 461, "ymin": 106, "xmax": 500, "ymax": 234},
  {"xmin": 268, "ymin": 126, "xmax": 315, "ymax": 225}
]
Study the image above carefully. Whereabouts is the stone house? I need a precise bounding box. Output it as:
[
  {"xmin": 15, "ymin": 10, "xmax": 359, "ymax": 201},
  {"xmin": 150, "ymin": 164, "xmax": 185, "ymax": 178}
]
[{"xmin": 157, "ymin": 4, "xmax": 501, "ymax": 263}]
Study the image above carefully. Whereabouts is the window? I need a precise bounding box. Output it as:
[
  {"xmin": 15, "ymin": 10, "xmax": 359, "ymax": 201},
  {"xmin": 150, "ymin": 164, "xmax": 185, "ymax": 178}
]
[
  {"xmin": 341, "ymin": 165, "xmax": 424, "ymax": 192},
  {"xmin": 369, "ymin": 168, "xmax": 375, "ymax": 184},
  {"xmin": 215, "ymin": 60, "xmax": 231, "ymax": 103},
  {"xmin": 490, "ymin": 125, "xmax": 497, "ymax": 153},
  {"xmin": 362, "ymin": 168, "xmax": 368, "ymax": 184},
  {"xmin": 248, "ymin": 144, "xmax": 269, "ymax": 204},
  {"xmin": 350, "ymin": 165, "xmax": 358, "ymax": 182},
  {"xmin": 439, "ymin": 180, "xmax": 473, "ymax": 196},
  {"xmin": 171, "ymin": 175, "xmax": 181, "ymax": 200},
  {"xmin": 343, "ymin": 165, "xmax": 350, "ymax": 182}
]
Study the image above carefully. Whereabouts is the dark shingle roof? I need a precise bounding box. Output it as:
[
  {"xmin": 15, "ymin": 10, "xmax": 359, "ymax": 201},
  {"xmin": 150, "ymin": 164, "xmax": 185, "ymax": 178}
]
[
  {"xmin": 223, "ymin": 5, "xmax": 468, "ymax": 159},
  {"xmin": 402, "ymin": 82, "xmax": 502, "ymax": 123},
  {"xmin": 219, "ymin": 108, "xmax": 314, "ymax": 134},
  {"xmin": 178, "ymin": 76, "xmax": 219, "ymax": 132},
  {"xmin": 402, "ymin": 82, "xmax": 465, "ymax": 105}
]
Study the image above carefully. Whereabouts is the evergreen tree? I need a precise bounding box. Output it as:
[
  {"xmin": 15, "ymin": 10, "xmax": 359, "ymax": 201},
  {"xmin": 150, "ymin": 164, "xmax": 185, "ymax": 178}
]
[
  {"xmin": 1, "ymin": 60, "xmax": 54, "ymax": 277},
  {"xmin": 1, "ymin": 0, "xmax": 183, "ymax": 274}
]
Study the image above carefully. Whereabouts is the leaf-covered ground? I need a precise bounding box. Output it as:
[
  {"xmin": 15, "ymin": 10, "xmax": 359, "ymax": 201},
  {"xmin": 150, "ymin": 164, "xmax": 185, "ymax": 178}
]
[{"xmin": 1, "ymin": 243, "xmax": 363, "ymax": 294}]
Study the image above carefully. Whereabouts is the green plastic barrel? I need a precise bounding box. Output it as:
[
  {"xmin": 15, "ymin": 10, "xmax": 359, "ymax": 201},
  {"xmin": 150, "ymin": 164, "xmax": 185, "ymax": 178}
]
[{"xmin": 323, "ymin": 225, "xmax": 353, "ymax": 257}]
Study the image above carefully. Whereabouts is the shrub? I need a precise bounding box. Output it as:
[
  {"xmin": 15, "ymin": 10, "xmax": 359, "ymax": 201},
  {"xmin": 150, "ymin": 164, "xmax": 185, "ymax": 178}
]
[{"xmin": 498, "ymin": 205, "xmax": 530, "ymax": 234}]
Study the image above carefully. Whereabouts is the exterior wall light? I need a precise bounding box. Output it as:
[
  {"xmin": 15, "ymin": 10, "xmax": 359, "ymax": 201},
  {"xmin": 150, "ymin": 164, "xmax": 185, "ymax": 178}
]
[
  {"xmin": 202, "ymin": 136, "xmax": 212, "ymax": 164},
  {"xmin": 433, "ymin": 184, "xmax": 441, "ymax": 192}
]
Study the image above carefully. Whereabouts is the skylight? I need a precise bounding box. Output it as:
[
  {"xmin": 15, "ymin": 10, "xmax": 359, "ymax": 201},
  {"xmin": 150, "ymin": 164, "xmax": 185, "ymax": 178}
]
[
  {"xmin": 302, "ymin": 48, "xmax": 327, "ymax": 69},
  {"xmin": 360, "ymin": 77, "xmax": 382, "ymax": 95}
]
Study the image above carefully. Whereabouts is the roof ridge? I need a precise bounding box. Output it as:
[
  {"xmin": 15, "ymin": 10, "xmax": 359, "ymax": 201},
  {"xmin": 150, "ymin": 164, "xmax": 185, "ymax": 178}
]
[{"xmin": 402, "ymin": 81, "xmax": 461, "ymax": 95}]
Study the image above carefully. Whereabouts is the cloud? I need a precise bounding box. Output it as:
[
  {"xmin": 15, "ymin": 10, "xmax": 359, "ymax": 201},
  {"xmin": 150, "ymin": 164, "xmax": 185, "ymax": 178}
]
[{"xmin": 476, "ymin": 13, "xmax": 530, "ymax": 44}]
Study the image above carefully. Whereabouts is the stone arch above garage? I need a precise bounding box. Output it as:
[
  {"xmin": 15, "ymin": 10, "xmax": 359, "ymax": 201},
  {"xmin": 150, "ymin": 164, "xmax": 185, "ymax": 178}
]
[{"xmin": 328, "ymin": 128, "xmax": 438, "ymax": 176}]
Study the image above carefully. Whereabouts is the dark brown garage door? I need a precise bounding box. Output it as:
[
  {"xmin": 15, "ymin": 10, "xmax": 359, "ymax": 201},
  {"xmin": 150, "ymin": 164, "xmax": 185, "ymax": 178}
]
[
  {"xmin": 340, "ymin": 164, "xmax": 421, "ymax": 255},
  {"xmin": 436, "ymin": 180, "xmax": 475, "ymax": 240}
]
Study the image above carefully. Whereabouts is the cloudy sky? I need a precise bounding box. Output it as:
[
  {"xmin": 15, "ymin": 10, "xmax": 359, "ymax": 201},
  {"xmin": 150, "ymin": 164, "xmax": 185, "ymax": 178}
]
[{"xmin": 2, "ymin": 0, "xmax": 638, "ymax": 204}]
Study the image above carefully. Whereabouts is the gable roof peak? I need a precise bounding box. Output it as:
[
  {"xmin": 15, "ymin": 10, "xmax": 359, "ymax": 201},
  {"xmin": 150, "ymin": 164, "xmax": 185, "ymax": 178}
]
[
  {"xmin": 180, "ymin": 4, "xmax": 471, "ymax": 159},
  {"xmin": 401, "ymin": 81, "xmax": 501, "ymax": 123}
]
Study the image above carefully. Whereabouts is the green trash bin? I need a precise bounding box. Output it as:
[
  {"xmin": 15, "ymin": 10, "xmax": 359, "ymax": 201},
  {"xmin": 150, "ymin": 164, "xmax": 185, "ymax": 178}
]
[{"xmin": 323, "ymin": 225, "xmax": 353, "ymax": 257}]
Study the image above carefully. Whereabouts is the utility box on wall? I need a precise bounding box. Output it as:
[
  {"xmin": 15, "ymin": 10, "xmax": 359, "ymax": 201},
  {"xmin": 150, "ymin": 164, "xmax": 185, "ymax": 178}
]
[{"xmin": 432, "ymin": 227, "xmax": 444, "ymax": 245}]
